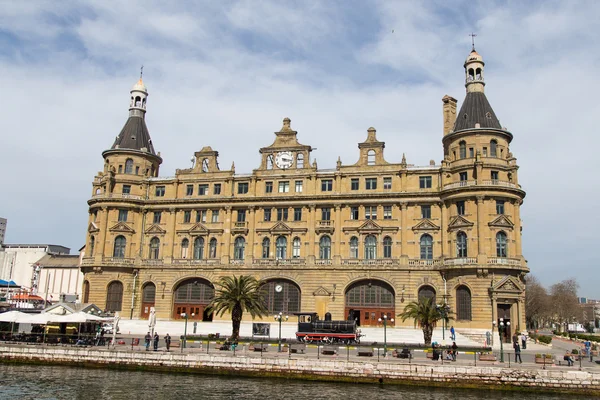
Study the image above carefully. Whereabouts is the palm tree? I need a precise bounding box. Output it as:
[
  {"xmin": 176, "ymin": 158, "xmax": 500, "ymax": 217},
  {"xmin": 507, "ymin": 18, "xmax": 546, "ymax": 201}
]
[
  {"xmin": 206, "ymin": 275, "xmax": 268, "ymax": 341},
  {"xmin": 397, "ymin": 297, "xmax": 451, "ymax": 346}
]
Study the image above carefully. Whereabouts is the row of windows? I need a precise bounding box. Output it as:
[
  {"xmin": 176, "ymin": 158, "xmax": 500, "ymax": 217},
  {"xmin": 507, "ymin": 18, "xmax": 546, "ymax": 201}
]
[{"xmin": 457, "ymin": 139, "xmax": 501, "ymax": 160}]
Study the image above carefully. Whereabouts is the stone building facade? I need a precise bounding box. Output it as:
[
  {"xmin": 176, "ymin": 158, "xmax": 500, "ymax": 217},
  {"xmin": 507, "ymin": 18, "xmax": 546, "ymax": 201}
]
[{"xmin": 81, "ymin": 48, "xmax": 528, "ymax": 339}]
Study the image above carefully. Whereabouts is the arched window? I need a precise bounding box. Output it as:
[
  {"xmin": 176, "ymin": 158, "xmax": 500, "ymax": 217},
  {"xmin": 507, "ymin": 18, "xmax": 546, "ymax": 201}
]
[
  {"xmin": 106, "ymin": 281, "xmax": 123, "ymax": 312},
  {"xmin": 418, "ymin": 285, "xmax": 436, "ymax": 304},
  {"xmin": 262, "ymin": 238, "xmax": 270, "ymax": 259},
  {"xmin": 82, "ymin": 281, "xmax": 90, "ymax": 303},
  {"xmin": 202, "ymin": 158, "xmax": 209, "ymax": 172},
  {"xmin": 193, "ymin": 237, "xmax": 205, "ymax": 259},
  {"xmin": 367, "ymin": 150, "xmax": 376, "ymax": 165},
  {"xmin": 459, "ymin": 141, "xmax": 467, "ymax": 159},
  {"xmin": 142, "ymin": 283, "xmax": 156, "ymax": 304},
  {"xmin": 234, "ymin": 237, "xmax": 245, "ymax": 260},
  {"xmin": 468, "ymin": 68, "xmax": 474, "ymax": 81},
  {"xmin": 490, "ymin": 140, "xmax": 498, "ymax": 157},
  {"xmin": 289, "ymin": 237, "xmax": 300, "ymax": 259},
  {"xmin": 209, "ymin": 238, "xmax": 217, "ymax": 258},
  {"xmin": 149, "ymin": 237, "xmax": 160, "ymax": 259},
  {"xmin": 475, "ymin": 68, "xmax": 482, "ymax": 80},
  {"xmin": 420, "ymin": 234, "xmax": 433, "ymax": 260},
  {"xmin": 364, "ymin": 234, "xmax": 377, "ymax": 259},
  {"xmin": 319, "ymin": 236, "xmax": 331, "ymax": 260},
  {"xmin": 456, "ymin": 231, "xmax": 468, "ymax": 258},
  {"xmin": 267, "ymin": 155, "xmax": 273, "ymax": 169},
  {"xmin": 113, "ymin": 236, "xmax": 126, "ymax": 258},
  {"xmin": 456, "ymin": 285, "xmax": 472, "ymax": 320},
  {"xmin": 135, "ymin": 96, "xmax": 141, "ymax": 107},
  {"xmin": 276, "ymin": 236, "xmax": 287, "ymax": 259},
  {"xmin": 261, "ymin": 280, "xmax": 301, "ymax": 313},
  {"xmin": 125, "ymin": 158, "xmax": 134, "ymax": 174},
  {"xmin": 349, "ymin": 236, "xmax": 359, "ymax": 259},
  {"xmin": 296, "ymin": 153, "xmax": 304, "ymax": 168},
  {"xmin": 181, "ymin": 239, "xmax": 189, "ymax": 258},
  {"xmin": 89, "ymin": 235, "xmax": 95, "ymax": 256},
  {"xmin": 383, "ymin": 236, "xmax": 392, "ymax": 258},
  {"xmin": 496, "ymin": 231, "xmax": 507, "ymax": 257}
]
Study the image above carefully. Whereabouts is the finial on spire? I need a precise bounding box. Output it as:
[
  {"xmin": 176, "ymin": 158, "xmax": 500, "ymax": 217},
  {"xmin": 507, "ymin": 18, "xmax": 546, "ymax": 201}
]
[
  {"xmin": 469, "ymin": 33, "xmax": 477, "ymax": 50},
  {"xmin": 140, "ymin": 65, "xmax": 144, "ymax": 80}
]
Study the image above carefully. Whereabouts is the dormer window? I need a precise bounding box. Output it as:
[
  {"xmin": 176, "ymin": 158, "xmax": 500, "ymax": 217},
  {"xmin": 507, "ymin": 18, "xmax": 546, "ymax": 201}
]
[
  {"xmin": 367, "ymin": 150, "xmax": 376, "ymax": 166},
  {"xmin": 202, "ymin": 159, "xmax": 209, "ymax": 172},
  {"xmin": 297, "ymin": 153, "xmax": 304, "ymax": 168}
]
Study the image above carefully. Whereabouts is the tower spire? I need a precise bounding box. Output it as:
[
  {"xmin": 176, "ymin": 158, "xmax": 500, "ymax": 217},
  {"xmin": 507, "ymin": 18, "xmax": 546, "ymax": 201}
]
[
  {"xmin": 140, "ymin": 65, "xmax": 144, "ymax": 80},
  {"xmin": 469, "ymin": 33, "xmax": 477, "ymax": 51}
]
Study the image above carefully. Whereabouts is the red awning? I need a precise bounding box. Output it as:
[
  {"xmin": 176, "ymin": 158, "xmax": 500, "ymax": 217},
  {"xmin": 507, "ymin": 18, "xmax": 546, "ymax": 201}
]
[{"xmin": 11, "ymin": 294, "xmax": 44, "ymax": 301}]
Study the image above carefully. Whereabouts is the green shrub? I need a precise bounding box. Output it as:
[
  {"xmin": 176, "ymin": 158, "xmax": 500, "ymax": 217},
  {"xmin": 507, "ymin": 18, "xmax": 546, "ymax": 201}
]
[
  {"xmin": 571, "ymin": 349, "xmax": 579, "ymax": 355},
  {"xmin": 537, "ymin": 335, "xmax": 552, "ymax": 344}
]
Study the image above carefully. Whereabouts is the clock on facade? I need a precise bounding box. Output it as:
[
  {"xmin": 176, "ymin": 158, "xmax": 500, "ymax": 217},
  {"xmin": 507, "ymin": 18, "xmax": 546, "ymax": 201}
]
[
  {"xmin": 275, "ymin": 151, "xmax": 294, "ymax": 169},
  {"xmin": 275, "ymin": 284, "xmax": 283, "ymax": 293}
]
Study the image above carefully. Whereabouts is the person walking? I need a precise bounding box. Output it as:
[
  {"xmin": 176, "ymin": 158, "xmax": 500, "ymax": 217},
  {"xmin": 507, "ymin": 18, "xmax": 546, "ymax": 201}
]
[
  {"xmin": 153, "ymin": 332, "xmax": 159, "ymax": 351},
  {"xmin": 450, "ymin": 326, "xmax": 456, "ymax": 341},
  {"xmin": 144, "ymin": 332, "xmax": 151, "ymax": 351},
  {"xmin": 164, "ymin": 333, "xmax": 171, "ymax": 352},
  {"xmin": 451, "ymin": 341, "xmax": 458, "ymax": 361},
  {"xmin": 514, "ymin": 342, "xmax": 522, "ymax": 363}
]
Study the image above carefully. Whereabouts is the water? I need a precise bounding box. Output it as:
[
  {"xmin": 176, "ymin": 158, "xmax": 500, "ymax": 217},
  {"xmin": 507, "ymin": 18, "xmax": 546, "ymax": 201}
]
[{"xmin": 0, "ymin": 364, "xmax": 566, "ymax": 400}]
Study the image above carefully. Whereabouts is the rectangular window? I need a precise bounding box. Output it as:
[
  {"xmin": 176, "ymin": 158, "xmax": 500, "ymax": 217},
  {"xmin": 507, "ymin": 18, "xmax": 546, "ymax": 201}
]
[
  {"xmin": 277, "ymin": 208, "xmax": 288, "ymax": 221},
  {"xmin": 483, "ymin": 147, "xmax": 488, "ymax": 157},
  {"xmin": 237, "ymin": 210, "xmax": 246, "ymax": 222},
  {"xmin": 198, "ymin": 184, "xmax": 209, "ymax": 195},
  {"xmin": 211, "ymin": 210, "xmax": 219, "ymax": 223},
  {"xmin": 118, "ymin": 209, "xmax": 128, "ymax": 222},
  {"xmin": 456, "ymin": 201, "xmax": 465, "ymax": 216},
  {"xmin": 321, "ymin": 179, "xmax": 333, "ymax": 192},
  {"xmin": 365, "ymin": 206, "xmax": 377, "ymax": 220},
  {"xmin": 421, "ymin": 205, "xmax": 431, "ymax": 219},
  {"xmin": 264, "ymin": 208, "xmax": 271, "ymax": 221},
  {"xmin": 383, "ymin": 177, "xmax": 392, "ymax": 190},
  {"xmin": 459, "ymin": 172, "xmax": 468, "ymax": 182},
  {"xmin": 183, "ymin": 210, "xmax": 191, "ymax": 223},
  {"xmin": 491, "ymin": 171, "xmax": 499, "ymax": 181},
  {"xmin": 213, "ymin": 184, "xmax": 221, "ymax": 195},
  {"xmin": 365, "ymin": 178, "xmax": 377, "ymax": 190},
  {"xmin": 153, "ymin": 211, "xmax": 162, "ymax": 224},
  {"xmin": 237, "ymin": 182, "xmax": 248, "ymax": 194},
  {"xmin": 350, "ymin": 206, "xmax": 359, "ymax": 220},
  {"xmin": 265, "ymin": 181, "xmax": 273, "ymax": 193},
  {"xmin": 351, "ymin": 178, "xmax": 359, "ymax": 190},
  {"xmin": 321, "ymin": 207, "xmax": 331, "ymax": 221},
  {"xmin": 383, "ymin": 206, "xmax": 392, "ymax": 220},
  {"xmin": 294, "ymin": 207, "xmax": 302, "ymax": 221},
  {"xmin": 135, "ymin": 166, "xmax": 140, "ymax": 175},
  {"xmin": 155, "ymin": 186, "xmax": 165, "ymax": 197},
  {"xmin": 186, "ymin": 185, "xmax": 193, "ymax": 196},
  {"xmin": 196, "ymin": 210, "xmax": 206, "ymax": 223},
  {"xmin": 469, "ymin": 148, "xmax": 474, "ymax": 158},
  {"xmin": 496, "ymin": 200, "xmax": 505, "ymax": 215},
  {"xmin": 295, "ymin": 180, "xmax": 303, "ymax": 193},
  {"xmin": 122, "ymin": 185, "xmax": 131, "ymax": 194},
  {"xmin": 419, "ymin": 176, "xmax": 432, "ymax": 189},
  {"xmin": 279, "ymin": 181, "xmax": 290, "ymax": 193}
]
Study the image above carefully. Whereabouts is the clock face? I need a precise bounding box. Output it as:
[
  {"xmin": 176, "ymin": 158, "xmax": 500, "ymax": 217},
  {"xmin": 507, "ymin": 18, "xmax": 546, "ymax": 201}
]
[
  {"xmin": 275, "ymin": 284, "xmax": 283, "ymax": 293},
  {"xmin": 275, "ymin": 151, "xmax": 294, "ymax": 169}
]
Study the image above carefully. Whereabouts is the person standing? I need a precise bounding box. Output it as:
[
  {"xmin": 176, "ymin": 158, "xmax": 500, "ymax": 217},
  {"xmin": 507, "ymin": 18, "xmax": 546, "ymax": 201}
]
[
  {"xmin": 521, "ymin": 332, "xmax": 527, "ymax": 350},
  {"xmin": 153, "ymin": 332, "xmax": 159, "ymax": 351},
  {"xmin": 164, "ymin": 333, "xmax": 171, "ymax": 352},
  {"xmin": 144, "ymin": 332, "xmax": 151, "ymax": 351},
  {"xmin": 450, "ymin": 326, "xmax": 456, "ymax": 341},
  {"xmin": 514, "ymin": 342, "xmax": 522, "ymax": 363},
  {"xmin": 451, "ymin": 341, "xmax": 458, "ymax": 361}
]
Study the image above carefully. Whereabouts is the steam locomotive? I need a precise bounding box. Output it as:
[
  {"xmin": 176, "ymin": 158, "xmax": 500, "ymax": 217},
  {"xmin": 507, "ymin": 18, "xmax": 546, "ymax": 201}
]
[{"xmin": 295, "ymin": 312, "xmax": 363, "ymax": 344}]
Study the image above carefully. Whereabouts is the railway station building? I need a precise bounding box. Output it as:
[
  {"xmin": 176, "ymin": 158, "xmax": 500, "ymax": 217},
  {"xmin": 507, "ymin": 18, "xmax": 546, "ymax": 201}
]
[{"xmin": 81, "ymin": 47, "xmax": 528, "ymax": 340}]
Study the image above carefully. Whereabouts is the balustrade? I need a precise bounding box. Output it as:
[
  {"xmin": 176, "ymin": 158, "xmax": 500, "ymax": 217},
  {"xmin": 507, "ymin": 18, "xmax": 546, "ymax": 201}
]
[{"xmin": 488, "ymin": 257, "xmax": 521, "ymax": 266}]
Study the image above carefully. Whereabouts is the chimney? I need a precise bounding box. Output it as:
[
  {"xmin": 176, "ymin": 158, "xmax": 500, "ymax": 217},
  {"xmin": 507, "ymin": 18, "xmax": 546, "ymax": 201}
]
[{"xmin": 442, "ymin": 95, "xmax": 457, "ymax": 136}]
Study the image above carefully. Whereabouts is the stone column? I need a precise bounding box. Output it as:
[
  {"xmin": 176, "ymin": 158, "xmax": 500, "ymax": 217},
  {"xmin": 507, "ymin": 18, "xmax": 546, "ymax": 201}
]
[
  {"xmin": 307, "ymin": 204, "xmax": 316, "ymax": 264},
  {"xmin": 439, "ymin": 201, "xmax": 447, "ymax": 258},
  {"xmin": 400, "ymin": 202, "xmax": 408, "ymax": 257},
  {"xmin": 333, "ymin": 204, "xmax": 342, "ymax": 259},
  {"xmin": 166, "ymin": 207, "xmax": 177, "ymax": 263},
  {"xmin": 222, "ymin": 206, "xmax": 232, "ymax": 264},
  {"xmin": 98, "ymin": 206, "xmax": 109, "ymax": 261},
  {"xmin": 513, "ymin": 200, "xmax": 522, "ymax": 258},
  {"xmin": 248, "ymin": 206, "xmax": 256, "ymax": 262},
  {"xmin": 476, "ymin": 196, "xmax": 485, "ymax": 256}
]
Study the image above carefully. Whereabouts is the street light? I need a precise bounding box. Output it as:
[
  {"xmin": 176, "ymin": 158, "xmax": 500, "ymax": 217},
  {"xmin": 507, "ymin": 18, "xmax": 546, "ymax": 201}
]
[
  {"xmin": 378, "ymin": 314, "xmax": 394, "ymax": 357},
  {"xmin": 436, "ymin": 303, "xmax": 450, "ymax": 342},
  {"xmin": 274, "ymin": 312, "xmax": 288, "ymax": 352},
  {"xmin": 181, "ymin": 312, "xmax": 194, "ymax": 352},
  {"xmin": 493, "ymin": 318, "xmax": 511, "ymax": 362}
]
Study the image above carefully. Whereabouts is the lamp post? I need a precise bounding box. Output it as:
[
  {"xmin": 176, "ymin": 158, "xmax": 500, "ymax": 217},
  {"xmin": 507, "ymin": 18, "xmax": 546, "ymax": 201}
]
[
  {"xmin": 181, "ymin": 312, "xmax": 194, "ymax": 352},
  {"xmin": 436, "ymin": 303, "xmax": 450, "ymax": 342},
  {"xmin": 274, "ymin": 312, "xmax": 288, "ymax": 352},
  {"xmin": 495, "ymin": 318, "xmax": 511, "ymax": 363},
  {"xmin": 378, "ymin": 314, "xmax": 394, "ymax": 356}
]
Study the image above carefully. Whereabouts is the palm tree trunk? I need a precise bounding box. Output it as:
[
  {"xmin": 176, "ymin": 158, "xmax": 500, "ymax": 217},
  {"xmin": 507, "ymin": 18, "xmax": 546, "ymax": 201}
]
[
  {"xmin": 423, "ymin": 326, "xmax": 433, "ymax": 346},
  {"xmin": 231, "ymin": 303, "xmax": 243, "ymax": 341}
]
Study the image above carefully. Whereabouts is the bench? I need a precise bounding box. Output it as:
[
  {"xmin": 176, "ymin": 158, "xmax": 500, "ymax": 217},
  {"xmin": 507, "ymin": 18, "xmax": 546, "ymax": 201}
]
[
  {"xmin": 357, "ymin": 349, "xmax": 373, "ymax": 357},
  {"xmin": 479, "ymin": 353, "xmax": 497, "ymax": 362},
  {"xmin": 289, "ymin": 343, "xmax": 306, "ymax": 354},
  {"xmin": 253, "ymin": 343, "xmax": 268, "ymax": 352},
  {"xmin": 396, "ymin": 348, "xmax": 412, "ymax": 359},
  {"xmin": 321, "ymin": 345, "xmax": 338, "ymax": 355}
]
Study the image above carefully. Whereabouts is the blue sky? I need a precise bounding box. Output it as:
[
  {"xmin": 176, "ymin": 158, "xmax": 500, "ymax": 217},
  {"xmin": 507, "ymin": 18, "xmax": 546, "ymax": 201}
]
[{"xmin": 0, "ymin": 1, "xmax": 599, "ymax": 296}]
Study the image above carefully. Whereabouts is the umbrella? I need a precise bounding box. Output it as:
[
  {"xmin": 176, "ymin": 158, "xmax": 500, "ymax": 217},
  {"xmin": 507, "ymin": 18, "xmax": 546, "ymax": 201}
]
[
  {"xmin": 148, "ymin": 307, "xmax": 156, "ymax": 336},
  {"xmin": 21, "ymin": 313, "xmax": 52, "ymax": 324},
  {"xmin": 0, "ymin": 311, "xmax": 25, "ymax": 323}
]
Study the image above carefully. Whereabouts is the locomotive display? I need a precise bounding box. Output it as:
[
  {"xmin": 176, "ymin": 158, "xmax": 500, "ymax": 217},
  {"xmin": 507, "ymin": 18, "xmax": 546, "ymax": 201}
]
[{"xmin": 294, "ymin": 312, "xmax": 363, "ymax": 344}]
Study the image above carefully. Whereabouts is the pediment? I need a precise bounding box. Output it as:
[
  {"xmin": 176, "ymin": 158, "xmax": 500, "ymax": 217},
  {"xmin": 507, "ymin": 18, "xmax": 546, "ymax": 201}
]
[
  {"xmin": 145, "ymin": 224, "xmax": 166, "ymax": 235},
  {"xmin": 412, "ymin": 219, "xmax": 440, "ymax": 231},
  {"xmin": 448, "ymin": 215, "xmax": 474, "ymax": 231},
  {"xmin": 271, "ymin": 222, "xmax": 291, "ymax": 233},
  {"xmin": 189, "ymin": 222, "xmax": 208, "ymax": 234},
  {"xmin": 491, "ymin": 276, "xmax": 524, "ymax": 293},
  {"xmin": 488, "ymin": 215, "xmax": 514, "ymax": 229},
  {"xmin": 358, "ymin": 220, "xmax": 382, "ymax": 232},
  {"xmin": 109, "ymin": 222, "xmax": 135, "ymax": 233},
  {"xmin": 313, "ymin": 286, "xmax": 331, "ymax": 297},
  {"xmin": 88, "ymin": 222, "xmax": 99, "ymax": 233}
]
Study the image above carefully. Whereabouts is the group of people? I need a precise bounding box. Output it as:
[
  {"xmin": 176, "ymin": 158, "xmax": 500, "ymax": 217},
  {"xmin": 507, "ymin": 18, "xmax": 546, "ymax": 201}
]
[
  {"xmin": 145, "ymin": 332, "xmax": 172, "ymax": 351},
  {"xmin": 512, "ymin": 332, "xmax": 527, "ymax": 363},
  {"xmin": 431, "ymin": 341, "xmax": 458, "ymax": 361}
]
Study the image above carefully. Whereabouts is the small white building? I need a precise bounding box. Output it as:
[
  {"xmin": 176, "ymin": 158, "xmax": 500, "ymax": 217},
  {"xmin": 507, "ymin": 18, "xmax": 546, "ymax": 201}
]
[
  {"xmin": 0, "ymin": 244, "xmax": 70, "ymax": 290},
  {"xmin": 0, "ymin": 217, "xmax": 7, "ymax": 245},
  {"xmin": 32, "ymin": 253, "xmax": 83, "ymax": 304}
]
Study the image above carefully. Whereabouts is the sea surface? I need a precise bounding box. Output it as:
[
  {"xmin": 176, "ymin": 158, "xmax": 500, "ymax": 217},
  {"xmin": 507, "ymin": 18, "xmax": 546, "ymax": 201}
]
[{"xmin": 0, "ymin": 364, "xmax": 568, "ymax": 400}]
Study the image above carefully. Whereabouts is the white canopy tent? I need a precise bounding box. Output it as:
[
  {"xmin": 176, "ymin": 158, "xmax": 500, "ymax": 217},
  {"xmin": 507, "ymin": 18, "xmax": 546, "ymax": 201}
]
[
  {"xmin": 0, "ymin": 311, "xmax": 111, "ymax": 324},
  {"xmin": 0, "ymin": 311, "xmax": 24, "ymax": 323}
]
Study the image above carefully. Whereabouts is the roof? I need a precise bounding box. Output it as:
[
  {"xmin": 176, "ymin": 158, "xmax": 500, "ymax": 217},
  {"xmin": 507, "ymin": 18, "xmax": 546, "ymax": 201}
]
[
  {"xmin": 34, "ymin": 254, "xmax": 80, "ymax": 268},
  {"xmin": 44, "ymin": 302, "xmax": 100, "ymax": 314},
  {"xmin": 453, "ymin": 91, "xmax": 502, "ymax": 131},
  {"xmin": 110, "ymin": 116, "xmax": 156, "ymax": 155}
]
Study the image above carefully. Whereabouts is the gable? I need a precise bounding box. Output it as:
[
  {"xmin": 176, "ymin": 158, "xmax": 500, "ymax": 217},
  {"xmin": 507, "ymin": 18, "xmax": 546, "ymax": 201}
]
[
  {"xmin": 88, "ymin": 222, "xmax": 99, "ymax": 233},
  {"xmin": 271, "ymin": 222, "xmax": 291, "ymax": 233},
  {"xmin": 447, "ymin": 215, "xmax": 474, "ymax": 231},
  {"xmin": 188, "ymin": 222, "xmax": 208, "ymax": 234},
  {"xmin": 145, "ymin": 224, "xmax": 167, "ymax": 235},
  {"xmin": 109, "ymin": 222, "xmax": 135, "ymax": 233},
  {"xmin": 488, "ymin": 215, "xmax": 514, "ymax": 229},
  {"xmin": 358, "ymin": 220, "xmax": 382, "ymax": 233},
  {"xmin": 412, "ymin": 219, "xmax": 440, "ymax": 231},
  {"xmin": 313, "ymin": 286, "xmax": 331, "ymax": 296},
  {"xmin": 491, "ymin": 276, "xmax": 524, "ymax": 293}
]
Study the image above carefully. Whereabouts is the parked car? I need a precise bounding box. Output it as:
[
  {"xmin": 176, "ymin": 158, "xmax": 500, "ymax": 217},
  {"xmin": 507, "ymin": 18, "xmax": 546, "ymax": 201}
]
[{"xmin": 102, "ymin": 323, "xmax": 120, "ymax": 334}]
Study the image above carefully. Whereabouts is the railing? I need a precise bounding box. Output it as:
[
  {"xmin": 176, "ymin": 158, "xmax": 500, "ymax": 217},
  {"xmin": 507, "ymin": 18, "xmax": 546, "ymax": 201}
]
[
  {"xmin": 480, "ymin": 180, "xmax": 519, "ymax": 189},
  {"xmin": 318, "ymin": 220, "xmax": 333, "ymax": 227},
  {"xmin": 171, "ymin": 258, "xmax": 221, "ymax": 265},
  {"xmin": 81, "ymin": 257, "xmax": 94, "ymax": 266},
  {"xmin": 408, "ymin": 259, "xmax": 443, "ymax": 267},
  {"xmin": 233, "ymin": 222, "xmax": 248, "ymax": 228},
  {"xmin": 442, "ymin": 181, "xmax": 477, "ymax": 190},
  {"xmin": 142, "ymin": 259, "xmax": 164, "ymax": 266},
  {"xmin": 443, "ymin": 180, "xmax": 520, "ymax": 190},
  {"xmin": 488, "ymin": 257, "xmax": 522, "ymax": 266},
  {"xmin": 315, "ymin": 259, "xmax": 332, "ymax": 265},
  {"xmin": 230, "ymin": 259, "xmax": 245, "ymax": 265},
  {"xmin": 443, "ymin": 257, "xmax": 477, "ymax": 266},
  {"xmin": 102, "ymin": 257, "xmax": 135, "ymax": 265},
  {"xmin": 341, "ymin": 259, "xmax": 399, "ymax": 266},
  {"xmin": 253, "ymin": 258, "xmax": 306, "ymax": 266},
  {"xmin": 92, "ymin": 193, "xmax": 142, "ymax": 200}
]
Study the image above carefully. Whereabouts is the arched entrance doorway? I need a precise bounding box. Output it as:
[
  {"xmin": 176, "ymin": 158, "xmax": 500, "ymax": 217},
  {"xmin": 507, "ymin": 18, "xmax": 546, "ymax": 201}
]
[
  {"xmin": 106, "ymin": 281, "xmax": 123, "ymax": 312},
  {"xmin": 141, "ymin": 283, "xmax": 156, "ymax": 319},
  {"xmin": 172, "ymin": 278, "xmax": 214, "ymax": 321},
  {"xmin": 345, "ymin": 280, "xmax": 395, "ymax": 327},
  {"xmin": 261, "ymin": 280, "xmax": 301, "ymax": 314}
]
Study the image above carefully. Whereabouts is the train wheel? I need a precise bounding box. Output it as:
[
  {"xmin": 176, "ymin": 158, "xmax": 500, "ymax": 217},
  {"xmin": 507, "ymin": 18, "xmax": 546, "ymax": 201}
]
[
  {"xmin": 322, "ymin": 337, "xmax": 332, "ymax": 345},
  {"xmin": 304, "ymin": 336, "xmax": 313, "ymax": 344}
]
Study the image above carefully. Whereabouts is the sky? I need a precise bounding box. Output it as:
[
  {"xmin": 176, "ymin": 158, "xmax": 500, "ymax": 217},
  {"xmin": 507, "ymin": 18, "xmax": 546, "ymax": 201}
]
[{"xmin": 0, "ymin": 1, "xmax": 598, "ymax": 296}]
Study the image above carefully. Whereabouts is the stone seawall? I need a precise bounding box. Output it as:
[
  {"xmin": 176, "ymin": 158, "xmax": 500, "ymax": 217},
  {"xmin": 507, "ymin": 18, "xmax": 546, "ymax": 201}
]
[{"xmin": 1, "ymin": 345, "xmax": 599, "ymax": 395}]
